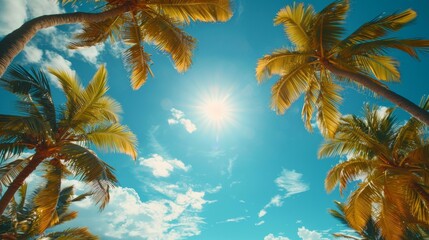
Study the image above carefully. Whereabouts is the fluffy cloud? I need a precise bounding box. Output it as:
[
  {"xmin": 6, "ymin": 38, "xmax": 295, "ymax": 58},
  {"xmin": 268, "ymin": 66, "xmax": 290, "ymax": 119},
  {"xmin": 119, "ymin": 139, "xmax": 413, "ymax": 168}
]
[
  {"xmin": 139, "ymin": 154, "xmax": 190, "ymax": 178},
  {"xmin": 63, "ymin": 183, "xmax": 209, "ymax": 240},
  {"xmin": 297, "ymin": 227, "xmax": 329, "ymax": 240},
  {"xmin": 168, "ymin": 108, "xmax": 197, "ymax": 133},
  {"xmin": 264, "ymin": 233, "xmax": 290, "ymax": 240},
  {"xmin": 259, "ymin": 169, "xmax": 309, "ymax": 218},
  {"xmin": 23, "ymin": 45, "xmax": 43, "ymax": 63},
  {"xmin": 0, "ymin": 0, "xmax": 63, "ymax": 36}
]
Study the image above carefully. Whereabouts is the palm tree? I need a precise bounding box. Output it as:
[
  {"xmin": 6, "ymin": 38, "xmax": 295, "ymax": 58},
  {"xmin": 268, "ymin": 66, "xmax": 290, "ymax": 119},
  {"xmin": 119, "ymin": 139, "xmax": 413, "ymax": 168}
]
[
  {"xmin": 256, "ymin": 0, "xmax": 429, "ymax": 137},
  {"xmin": 0, "ymin": 183, "xmax": 97, "ymax": 240},
  {"xmin": 321, "ymin": 99, "xmax": 429, "ymax": 240},
  {"xmin": 0, "ymin": 0, "xmax": 233, "ymax": 89},
  {"xmin": 329, "ymin": 201, "xmax": 429, "ymax": 240},
  {"xmin": 0, "ymin": 65, "xmax": 137, "ymax": 215}
]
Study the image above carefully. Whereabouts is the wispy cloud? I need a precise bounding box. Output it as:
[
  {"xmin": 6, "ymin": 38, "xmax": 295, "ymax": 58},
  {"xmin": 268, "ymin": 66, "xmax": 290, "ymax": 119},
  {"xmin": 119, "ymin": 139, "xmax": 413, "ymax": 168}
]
[
  {"xmin": 168, "ymin": 108, "xmax": 197, "ymax": 133},
  {"xmin": 259, "ymin": 169, "xmax": 309, "ymax": 218},
  {"xmin": 217, "ymin": 216, "xmax": 249, "ymax": 224},
  {"xmin": 255, "ymin": 220, "xmax": 265, "ymax": 226},
  {"xmin": 264, "ymin": 233, "xmax": 290, "ymax": 240},
  {"xmin": 42, "ymin": 50, "xmax": 75, "ymax": 89},
  {"xmin": 139, "ymin": 154, "xmax": 190, "ymax": 178}
]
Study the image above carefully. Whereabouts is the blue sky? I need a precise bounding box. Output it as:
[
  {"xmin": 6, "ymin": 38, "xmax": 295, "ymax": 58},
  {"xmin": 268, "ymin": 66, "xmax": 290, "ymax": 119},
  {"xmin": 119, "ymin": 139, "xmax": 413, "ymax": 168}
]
[{"xmin": 1, "ymin": 0, "xmax": 429, "ymax": 239}]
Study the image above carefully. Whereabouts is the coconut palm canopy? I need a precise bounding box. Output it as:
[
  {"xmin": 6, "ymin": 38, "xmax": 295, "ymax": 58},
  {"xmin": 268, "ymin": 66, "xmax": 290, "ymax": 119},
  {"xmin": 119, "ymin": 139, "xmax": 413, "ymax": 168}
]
[{"xmin": 0, "ymin": 0, "xmax": 428, "ymax": 239}]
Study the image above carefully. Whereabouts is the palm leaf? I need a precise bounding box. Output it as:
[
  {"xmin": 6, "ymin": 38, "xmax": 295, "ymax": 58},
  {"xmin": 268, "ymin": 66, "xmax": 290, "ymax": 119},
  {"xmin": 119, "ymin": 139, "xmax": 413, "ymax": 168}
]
[
  {"xmin": 0, "ymin": 158, "xmax": 30, "ymax": 194},
  {"xmin": 274, "ymin": 3, "xmax": 315, "ymax": 49},
  {"xmin": 140, "ymin": 8, "xmax": 196, "ymax": 73},
  {"xmin": 345, "ymin": 181, "xmax": 376, "ymax": 233},
  {"xmin": 146, "ymin": 0, "xmax": 232, "ymax": 23},
  {"xmin": 42, "ymin": 227, "xmax": 98, "ymax": 239},
  {"xmin": 84, "ymin": 123, "xmax": 137, "ymax": 159},
  {"xmin": 256, "ymin": 50, "xmax": 313, "ymax": 81},
  {"xmin": 301, "ymin": 77, "xmax": 319, "ymax": 131},
  {"xmin": 316, "ymin": 72, "xmax": 342, "ymax": 138},
  {"xmin": 353, "ymin": 55, "xmax": 400, "ymax": 82},
  {"xmin": 325, "ymin": 157, "xmax": 371, "ymax": 193}
]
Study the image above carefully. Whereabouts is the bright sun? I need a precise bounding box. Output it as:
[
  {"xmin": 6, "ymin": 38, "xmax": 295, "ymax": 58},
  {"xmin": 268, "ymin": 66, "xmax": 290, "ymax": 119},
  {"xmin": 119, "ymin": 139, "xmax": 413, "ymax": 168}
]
[{"xmin": 196, "ymin": 86, "xmax": 235, "ymax": 133}]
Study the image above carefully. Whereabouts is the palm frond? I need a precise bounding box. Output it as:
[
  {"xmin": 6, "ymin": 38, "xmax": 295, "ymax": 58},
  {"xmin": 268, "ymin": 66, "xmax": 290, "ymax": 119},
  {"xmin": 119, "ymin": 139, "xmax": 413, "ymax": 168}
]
[
  {"xmin": 274, "ymin": 3, "xmax": 315, "ymax": 49},
  {"xmin": 271, "ymin": 63, "xmax": 312, "ymax": 114},
  {"xmin": 325, "ymin": 157, "xmax": 371, "ymax": 193},
  {"xmin": 352, "ymin": 55, "xmax": 400, "ymax": 82},
  {"xmin": 70, "ymin": 16, "xmax": 124, "ymax": 48},
  {"xmin": 42, "ymin": 227, "xmax": 98, "ymax": 240},
  {"xmin": 316, "ymin": 72, "xmax": 342, "ymax": 138},
  {"xmin": 146, "ymin": 0, "xmax": 232, "ymax": 24},
  {"xmin": 0, "ymin": 158, "xmax": 30, "ymax": 194},
  {"xmin": 122, "ymin": 15, "xmax": 153, "ymax": 89},
  {"xmin": 256, "ymin": 50, "xmax": 313, "ymax": 81},
  {"xmin": 84, "ymin": 123, "xmax": 137, "ymax": 159},
  {"xmin": 376, "ymin": 194, "xmax": 405, "ymax": 240},
  {"xmin": 140, "ymin": 9, "xmax": 196, "ymax": 74},
  {"xmin": 301, "ymin": 77, "xmax": 319, "ymax": 131},
  {"xmin": 314, "ymin": 0, "xmax": 349, "ymax": 51},
  {"xmin": 61, "ymin": 143, "xmax": 117, "ymax": 209},
  {"xmin": 345, "ymin": 181, "xmax": 376, "ymax": 232},
  {"xmin": 336, "ymin": 9, "xmax": 417, "ymax": 50}
]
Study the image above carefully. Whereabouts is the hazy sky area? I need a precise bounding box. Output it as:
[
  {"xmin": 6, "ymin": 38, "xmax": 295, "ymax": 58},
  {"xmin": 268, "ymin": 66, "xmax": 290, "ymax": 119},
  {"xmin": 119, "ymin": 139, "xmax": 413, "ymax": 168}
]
[{"xmin": 0, "ymin": 0, "xmax": 428, "ymax": 239}]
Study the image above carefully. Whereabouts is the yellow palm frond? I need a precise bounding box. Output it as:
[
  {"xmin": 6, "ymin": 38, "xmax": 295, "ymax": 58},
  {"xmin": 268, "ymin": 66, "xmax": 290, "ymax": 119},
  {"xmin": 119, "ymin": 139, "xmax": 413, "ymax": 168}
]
[
  {"xmin": 85, "ymin": 123, "xmax": 138, "ymax": 159},
  {"xmin": 336, "ymin": 9, "xmax": 416, "ymax": 50},
  {"xmin": 353, "ymin": 55, "xmax": 400, "ymax": 82},
  {"xmin": 42, "ymin": 227, "xmax": 99, "ymax": 240},
  {"xmin": 274, "ymin": 3, "xmax": 315, "ymax": 50},
  {"xmin": 345, "ymin": 181, "xmax": 376, "ymax": 232},
  {"xmin": 376, "ymin": 194, "xmax": 406, "ymax": 240},
  {"xmin": 301, "ymin": 77, "xmax": 319, "ymax": 131},
  {"xmin": 140, "ymin": 9, "xmax": 196, "ymax": 73},
  {"xmin": 256, "ymin": 49, "xmax": 313, "ymax": 82},
  {"xmin": 271, "ymin": 63, "xmax": 313, "ymax": 114},
  {"xmin": 325, "ymin": 157, "xmax": 371, "ymax": 193},
  {"xmin": 314, "ymin": 0, "xmax": 349, "ymax": 51},
  {"xmin": 70, "ymin": 16, "xmax": 124, "ymax": 48},
  {"xmin": 406, "ymin": 182, "xmax": 429, "ymax": 225},
  {"xmin": 316, "ymin": 72, "xmax": 342, "ymax": 138},
  {"xmin": 146, "ymin": 0, "xmax": 233, "ymax": 24},
  {"xmin": 0, "ymin": 158, "xmax": 30, "ymax": 194},
  {"xmin": 122, "ymin": 16, "xmax": 152, "ymax": 89},
  {"xmin": 34, "ymin": 163, "xmax": 68, "ymax": 233}
]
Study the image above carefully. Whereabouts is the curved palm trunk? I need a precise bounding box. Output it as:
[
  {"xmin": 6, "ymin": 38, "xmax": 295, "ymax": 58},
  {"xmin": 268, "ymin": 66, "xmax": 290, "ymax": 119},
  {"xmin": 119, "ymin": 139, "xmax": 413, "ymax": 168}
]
[
  {"xmin": 0, "ymin": 5, "xmax": 129, "ymax": 77},
  {"xmin": 323, "ymin": 61, "xmax": 429, "ymax": 125},
  {"xmin": 0, "ymin": 153, "xmax": 45, "ymax": 215}
]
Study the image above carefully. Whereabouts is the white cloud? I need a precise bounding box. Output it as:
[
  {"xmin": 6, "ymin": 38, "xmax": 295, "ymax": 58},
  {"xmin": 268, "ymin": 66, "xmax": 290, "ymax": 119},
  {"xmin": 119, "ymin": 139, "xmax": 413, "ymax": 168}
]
[
  {"xmin": 264, "ymin": 233, "xmax": 291, "ymax": 240},
  {"xmin": 297, "ymin": 227, "xmax": 329, "ymax": 240},
  {"xmin": 0, "ymin": 0, "xmax": 27, "ymax": 36},
  {"xmin": 70, "ymin": 44, "xmax": 105, "ymax": 65},
  {"xmin": 217, "ymin": 216, "xmax": 249, "ymax": 224},
  {"xmin": 65, "ymin": 185, "xmax": 208, "ymax": 240},
  {"xmin": 42, "ymin": 50, "xmax": 75, "ymax": 89},
  {"xmin": 255, "ymin": 220, "xmax": 265, "ymax": 226},
  {"xmin": 275, "ymin": 169, "xmax": 310, "ymax": 197},
  {"xmin": 23, "ymin": 44, "xmax": 43, "ymax": 63},
  {"xmin": 168, "ymin": 108, "xmax": 197, "ymax": 133},
  {"xmin": 227, "ymin": 155, "xmax": 237, "ymax": 177},
  {"xmin": 139, "ymin": 154, "xmax": 190, "ymax": 178},
  {"xmin": 206, "ymin": 185, "xmax": 222, "ymax": 194},
  {"xmin": 376, "ymin": 106, "xmax": 390, "ymax": 119},
  {"xmin": 259, "ymin": 169, "xmax": 309, "ymax": 218},
  {"xmin": 0, "ymin": 0, "xmax": 63, "ymax": 36}
]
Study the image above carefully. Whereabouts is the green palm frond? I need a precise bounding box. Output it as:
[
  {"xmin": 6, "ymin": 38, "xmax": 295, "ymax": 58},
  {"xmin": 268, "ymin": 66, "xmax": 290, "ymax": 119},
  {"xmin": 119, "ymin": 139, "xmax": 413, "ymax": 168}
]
[
  {"xmin": 146, "ymin": 0, "xmax": 233, "ymax": 23},
  {"xmin": 84, "ymin": 123, "xmax": 137, "ymax": 159},
  {"xmin": 256, "ymin": 50, "xmax": 313, "ymax": 81},
  {"xmin": 274, "ymin": 3, "xmax": 315, "ymax": 50},
  {"xmin": 41, "ymin": 227, "xmax": 98, "ymax": 240},
  {"xmin": 271, "ymin": 63, "xmax": 312, "ymax": 114},
  {"xmin": 140, "ymin": 9, "xmax": 196, "ymax": 73},
  {"xmin": 0, "ymin": 158, "xmax": 30, "ymax": 194},
  {"xmin": 61, "ymin": 143, "xmax": 117, "ymax": 209}
]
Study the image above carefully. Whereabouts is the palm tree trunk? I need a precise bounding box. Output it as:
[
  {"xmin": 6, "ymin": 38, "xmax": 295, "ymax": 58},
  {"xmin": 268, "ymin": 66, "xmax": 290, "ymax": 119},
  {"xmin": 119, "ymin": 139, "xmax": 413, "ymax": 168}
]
[
  {"xmin": 0, "ymin": 153, "xmax": 45, "ymax": 215},
  {"xmin": 0, "ymin": 5, "xmax": 130, "ymax": 77},
  {"xmin": 323, "ymin": 60, "xmax": 429, "ymax": 125}
]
